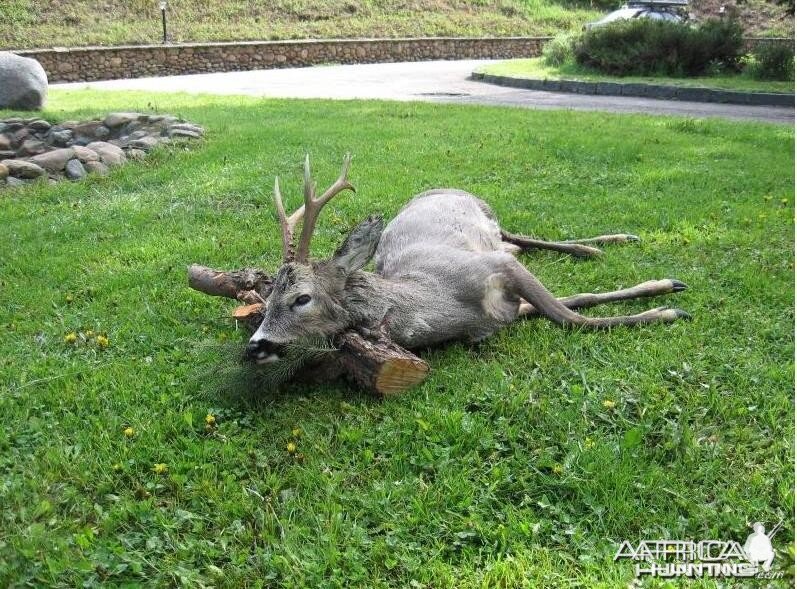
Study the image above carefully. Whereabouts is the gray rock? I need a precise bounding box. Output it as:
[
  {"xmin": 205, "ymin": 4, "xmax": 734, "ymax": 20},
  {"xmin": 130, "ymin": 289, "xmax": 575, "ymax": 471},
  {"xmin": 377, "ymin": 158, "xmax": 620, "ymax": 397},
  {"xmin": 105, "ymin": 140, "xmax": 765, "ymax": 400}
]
[
  {"xmin": 84, "ymin": 160, "xmax": 109, "ymax": 176},
  {"xmin": 94, "ymin": 125, "xmax": 110, "ymax": 139},
  {"xmin": 128, "ymin": 135, "xmax": 159, "ymax": 151},
  {"xmin": 103, "ymin": 112, "xmax": 142, "ymax": 128},
  {"xmin": 30, "ymin": 147, "xmax": 75, "ymax": 171},
  {"xmin": 65, "ymin": 158, "xmax": 86, "ymax": 180},
  {"xmin": 28, "ymin": 119, "xmax": 51, "ymax": 132},
  {"xmin": 5, "ymin": 176, "xmax": 27, "ymax": 188},
  {"xmin": 19, "ymin": 139, "xmax": 46, "ymax": 156},
  {"xmin": 1, "ymin": 159, "xmax": 46, "ymax": 179},
  {"xmin": 49, "ymin": 129, "xmax": 73, "ymax": 147},
  {"xmin": 72, "ymin": 145, "xmax": 99, "ymax": 162},
  {"xmin": 0, "ymin": 134, "xmax": 11, "ymax": 151},
  {"xmin": 127, "ymin": 148, "xmax": 146, "ymax": 160},
  {"xmin": 0, "ymin": 163, "xmax": 7, "ymax": 179},
  {"xmin": 86, "ymin": 141, "xmax": 127, "ymax": 165},
  {"xmin": 0, "ymin": 52, "xmax": 48, "ymax": 110},
  {"xmin": 168, "ymin": 128, "xmax": 203, "ymax": 139},
  {"xmin": 0, "ymin": 150, "xmax": 15, "ymax": 159}
]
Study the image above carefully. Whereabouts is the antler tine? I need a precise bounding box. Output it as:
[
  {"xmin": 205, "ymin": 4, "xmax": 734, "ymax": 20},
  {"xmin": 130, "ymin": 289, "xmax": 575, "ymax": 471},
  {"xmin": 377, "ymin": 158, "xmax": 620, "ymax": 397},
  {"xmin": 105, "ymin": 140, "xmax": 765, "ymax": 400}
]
[
  {"xmin": 273, "ymin": 176, "xmax": 304, "ymax": 263},
  {"xmin": 295, "ymin": 153, "xmax": 356, "ymax": 263}
]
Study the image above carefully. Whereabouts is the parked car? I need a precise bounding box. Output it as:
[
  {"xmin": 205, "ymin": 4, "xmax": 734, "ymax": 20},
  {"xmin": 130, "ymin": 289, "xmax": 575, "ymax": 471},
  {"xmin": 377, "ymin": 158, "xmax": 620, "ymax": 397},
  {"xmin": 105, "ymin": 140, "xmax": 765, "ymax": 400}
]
[{"xmin": 584, "ymin": 0, "xmax": 689, "ymax": 29}]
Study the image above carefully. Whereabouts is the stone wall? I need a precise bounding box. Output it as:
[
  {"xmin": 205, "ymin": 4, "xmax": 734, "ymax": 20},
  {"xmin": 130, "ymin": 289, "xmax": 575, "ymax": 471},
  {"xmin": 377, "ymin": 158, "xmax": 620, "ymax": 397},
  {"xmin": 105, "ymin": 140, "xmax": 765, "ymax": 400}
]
[{"xmin": 16, "ymin": 37, "xmax": 549, "ymax": 83}]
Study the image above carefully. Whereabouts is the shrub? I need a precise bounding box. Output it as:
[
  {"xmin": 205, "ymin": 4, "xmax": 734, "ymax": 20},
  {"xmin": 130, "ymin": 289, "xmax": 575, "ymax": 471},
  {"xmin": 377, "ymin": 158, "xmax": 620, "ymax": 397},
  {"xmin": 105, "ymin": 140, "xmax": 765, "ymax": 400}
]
[
  {"xmin": 573, "ymin": 18, "xmax": 744, "ymax": 77},
  {"xmin": 748, "ymin": 41, "xmax": 795, "ymax": 80},
  {"xmin": 542, "ymin": 33, "xmax": 575, "ymax": 67}
]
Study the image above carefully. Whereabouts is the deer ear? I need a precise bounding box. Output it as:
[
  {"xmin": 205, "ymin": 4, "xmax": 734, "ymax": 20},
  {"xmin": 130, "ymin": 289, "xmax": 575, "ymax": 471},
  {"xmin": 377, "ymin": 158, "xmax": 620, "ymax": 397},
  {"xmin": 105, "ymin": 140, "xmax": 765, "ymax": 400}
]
[{"xmin": 330, "ymin": 215, "xmax": 384, "ymax": 274}]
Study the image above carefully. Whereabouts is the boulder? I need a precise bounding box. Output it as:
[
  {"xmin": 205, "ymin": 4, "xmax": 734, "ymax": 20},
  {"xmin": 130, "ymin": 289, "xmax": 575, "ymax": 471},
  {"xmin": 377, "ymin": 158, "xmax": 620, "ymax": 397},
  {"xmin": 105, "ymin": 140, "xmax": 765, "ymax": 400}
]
[
  {"xmin": 0, "ymin": 52, "xmax": 48, "ymax": 110},
  {"xmin": 30, "ymin": 147, "xmax": 75, "ymax": 171},
  {"xmin": 85, "ymin": 141, "xmax": 126, "ymax": 166},
  {"xmin": 0, "ymin": 163, "xmax": 8, "ymax": 179},
  {"xmin": 6, "ymin": 176, "xmax": 27, "ymax": 187},
  {"xmin": 1, "ymin": 159, "xmax": 46, "ymax": 179}
]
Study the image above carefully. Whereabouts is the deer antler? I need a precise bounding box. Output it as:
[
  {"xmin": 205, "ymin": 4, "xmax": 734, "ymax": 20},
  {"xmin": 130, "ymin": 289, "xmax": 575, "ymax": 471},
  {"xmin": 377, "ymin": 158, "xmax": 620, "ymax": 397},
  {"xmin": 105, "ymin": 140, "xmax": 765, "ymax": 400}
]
[
  {"xmin": 272, "ymin": 154, "xmax": 355, "ymax": 264},
  {"xmin": 272, "ymin": 176, "xmax": 305, "ymax": 263},
  {"xmin": 295, "ymin": 153, "xmax": 355, "ymax": 263}
]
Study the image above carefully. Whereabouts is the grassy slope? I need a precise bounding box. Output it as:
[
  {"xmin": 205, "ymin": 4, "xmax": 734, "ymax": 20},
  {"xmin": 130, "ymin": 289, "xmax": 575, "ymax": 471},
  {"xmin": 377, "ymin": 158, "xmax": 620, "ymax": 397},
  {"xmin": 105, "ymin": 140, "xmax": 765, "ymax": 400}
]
[
  {"xmin": 1, "ymin": 0, "xmax": 598, "ymax": 50},
  {"xmin": 1, "ymin": 0, "xmax": 794, "ymax": 50},
  {"xmin": 477, "ymin": 58, "xmax": 796, "ymax": 93},
  {"xmin": 0, "ymin": 92, "xmax": 794, "ymax": 587}
]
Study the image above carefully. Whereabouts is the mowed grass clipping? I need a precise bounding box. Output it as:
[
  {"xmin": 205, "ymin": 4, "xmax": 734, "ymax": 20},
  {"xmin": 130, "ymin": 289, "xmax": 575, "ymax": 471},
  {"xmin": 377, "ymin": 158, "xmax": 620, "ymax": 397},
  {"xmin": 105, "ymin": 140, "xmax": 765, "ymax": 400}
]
[{"xmin": 0, "ymin": 91, "xmax": 794, "ymax": 587}]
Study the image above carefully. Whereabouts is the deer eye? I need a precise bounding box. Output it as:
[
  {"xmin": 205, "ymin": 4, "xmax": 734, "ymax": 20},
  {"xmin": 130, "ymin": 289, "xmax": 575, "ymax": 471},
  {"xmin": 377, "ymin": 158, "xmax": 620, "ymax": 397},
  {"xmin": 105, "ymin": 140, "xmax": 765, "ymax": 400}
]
[{"xmin": 294, "ymin": 294, "xmax": 311, "ymax": 307}]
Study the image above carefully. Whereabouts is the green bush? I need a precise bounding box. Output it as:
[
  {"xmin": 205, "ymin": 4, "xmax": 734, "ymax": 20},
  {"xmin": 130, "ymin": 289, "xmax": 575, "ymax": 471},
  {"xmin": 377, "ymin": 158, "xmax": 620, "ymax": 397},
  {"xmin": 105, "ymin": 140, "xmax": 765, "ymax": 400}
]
[
  {"xmin": 748, "ymin": 42, "xmax": 795, "ymax": 80},
  {"xmin": 542, "ymin": 33, "xmax": 575, "ymax": 66},
  {"xmin": 573, "ymin": 18, "xmax": 744, "ymax": 76}
]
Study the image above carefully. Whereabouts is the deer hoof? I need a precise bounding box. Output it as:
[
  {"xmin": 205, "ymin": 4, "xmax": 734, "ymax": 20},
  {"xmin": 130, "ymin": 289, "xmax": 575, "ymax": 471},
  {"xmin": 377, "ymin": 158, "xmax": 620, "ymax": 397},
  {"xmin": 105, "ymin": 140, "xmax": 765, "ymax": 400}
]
[
  {"xmin": 670, "ymin": 279, "xmax": 688, "ymax": 292},
  {"xmin": 667, "ymin": 308, "xmax": 692, "ymax": 321}
]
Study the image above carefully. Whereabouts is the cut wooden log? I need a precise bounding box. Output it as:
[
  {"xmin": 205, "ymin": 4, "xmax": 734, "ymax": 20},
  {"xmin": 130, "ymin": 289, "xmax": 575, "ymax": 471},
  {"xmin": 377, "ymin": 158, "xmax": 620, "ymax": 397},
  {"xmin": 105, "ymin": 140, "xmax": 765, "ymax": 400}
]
[
  {"xmin": 187, "ymin": 264, "xmax": 430, "ymax": 396},
  {"xmin": 337, "ymin": 331, "xmax": 430, "ymax": 396}
]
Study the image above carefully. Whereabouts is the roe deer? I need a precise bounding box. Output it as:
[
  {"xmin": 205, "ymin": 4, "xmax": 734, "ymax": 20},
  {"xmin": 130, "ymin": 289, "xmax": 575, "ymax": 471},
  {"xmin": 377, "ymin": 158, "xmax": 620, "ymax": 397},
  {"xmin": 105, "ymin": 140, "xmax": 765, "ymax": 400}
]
[{"xmin": 246, "ymin": 155, "xmax": 689, "ymax": 363}]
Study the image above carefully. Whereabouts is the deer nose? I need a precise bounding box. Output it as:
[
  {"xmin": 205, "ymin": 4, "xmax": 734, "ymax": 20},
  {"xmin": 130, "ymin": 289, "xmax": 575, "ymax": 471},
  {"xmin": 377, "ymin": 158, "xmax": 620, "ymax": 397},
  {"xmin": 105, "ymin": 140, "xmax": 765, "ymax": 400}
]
[{"xmin": 246, "ymin": 338, "xmax": 281, "ymax": 363}]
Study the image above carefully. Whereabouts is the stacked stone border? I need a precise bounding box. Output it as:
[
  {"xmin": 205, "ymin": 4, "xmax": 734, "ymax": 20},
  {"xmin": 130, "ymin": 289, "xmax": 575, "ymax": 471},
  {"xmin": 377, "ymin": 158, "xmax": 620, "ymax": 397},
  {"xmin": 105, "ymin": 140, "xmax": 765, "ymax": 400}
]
[
  {"xmin": 15, "ymin": 37, "xmax": 549, "ymax": 83},
  {"xmin": 10, "ymin": 36, "xmax": 792, "ymax": 86},
  {"xmin": 471, "ymin": 72, "xmax": 795, "ymax": 106}
]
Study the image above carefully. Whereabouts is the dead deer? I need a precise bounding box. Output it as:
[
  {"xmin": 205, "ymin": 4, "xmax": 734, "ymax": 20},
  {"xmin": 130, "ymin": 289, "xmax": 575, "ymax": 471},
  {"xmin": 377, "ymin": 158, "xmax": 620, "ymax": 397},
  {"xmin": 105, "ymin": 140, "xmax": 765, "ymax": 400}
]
[{"xmin": 246, "ymin": 155, "xmax": 690, "ymax": 363}]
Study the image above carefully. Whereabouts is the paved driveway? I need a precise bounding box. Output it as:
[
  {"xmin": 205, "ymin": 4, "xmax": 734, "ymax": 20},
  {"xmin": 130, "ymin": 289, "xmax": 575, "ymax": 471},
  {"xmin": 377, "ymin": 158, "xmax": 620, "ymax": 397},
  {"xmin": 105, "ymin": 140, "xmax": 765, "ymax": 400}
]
[{"xmin": 54, "ymin": 60, "xmax": 794, "ymax": 124}]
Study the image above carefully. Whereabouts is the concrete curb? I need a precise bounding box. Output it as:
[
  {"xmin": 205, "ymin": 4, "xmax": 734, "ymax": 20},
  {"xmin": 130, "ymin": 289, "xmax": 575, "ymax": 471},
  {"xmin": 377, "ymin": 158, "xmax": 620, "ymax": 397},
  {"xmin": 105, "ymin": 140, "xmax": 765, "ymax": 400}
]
[{"xmin": 471, "ymin": 72, "xmax": 795, "ymax": 107}]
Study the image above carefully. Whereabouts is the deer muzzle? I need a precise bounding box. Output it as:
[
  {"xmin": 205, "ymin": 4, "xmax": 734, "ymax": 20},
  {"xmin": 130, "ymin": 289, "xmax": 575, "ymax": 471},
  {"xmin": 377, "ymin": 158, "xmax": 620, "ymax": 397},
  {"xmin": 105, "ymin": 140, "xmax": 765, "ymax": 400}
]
[{"xmin": 246, "ymin": 338, "xmax": 283, "ymax": 364}]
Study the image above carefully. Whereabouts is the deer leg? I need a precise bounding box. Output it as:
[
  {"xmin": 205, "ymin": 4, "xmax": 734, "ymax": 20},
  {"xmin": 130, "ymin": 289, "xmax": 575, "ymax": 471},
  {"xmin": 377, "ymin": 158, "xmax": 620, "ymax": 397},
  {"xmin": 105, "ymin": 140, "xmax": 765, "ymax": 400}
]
[
  {"xmin": 501, "ymin": 230, "xmax": 640, "ymax": 259},
  {"xmin": 517, "ymin": 279, "xmax": 687, "ymax": 318},
  {"xmin": 508, "ymin": 261, "xmax": 690, "ymax": 328}
]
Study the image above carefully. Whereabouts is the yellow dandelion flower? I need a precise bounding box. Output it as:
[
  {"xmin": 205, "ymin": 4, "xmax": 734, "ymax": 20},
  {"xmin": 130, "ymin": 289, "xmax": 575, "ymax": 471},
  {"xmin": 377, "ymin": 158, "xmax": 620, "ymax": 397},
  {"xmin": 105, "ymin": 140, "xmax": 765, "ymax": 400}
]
[
  {"xmin": 64, "ymin": 332, "xmax": 77, "ymax": 344},
  {"xmin": 96, "ymin": 334, "xmax": 109, "ymax": 348},
  {"xmin": 123, "ymin": 426, "xmax": 135, "ymax": 438},
  {"xmin": 153, "ymin": 463, "xmax": 168, "ymax": 475},
  {"xmin": 552, "ymin": 464, "xmax": 563, "ymax": 475},
  {"xmin": 205, "ymin": 414, "xmax": 216, "ymax": 426},
  {"xmin": 286, "ymin": 442, "xmax": 297, "ymax": 454},
  {"xmin": 584, "ymin": 437, "xmax": 596, "ymax": 449},
  {"xmin": 85, "ymin": 330, "xmax": 94, "ymax": 337},
  {"xmin": 291, "ymin": 427, "xmax": 302, "ymax": 438},
  {"xmin": 602, "ymin": 399, "xmax": 616, "ymax": 409}
]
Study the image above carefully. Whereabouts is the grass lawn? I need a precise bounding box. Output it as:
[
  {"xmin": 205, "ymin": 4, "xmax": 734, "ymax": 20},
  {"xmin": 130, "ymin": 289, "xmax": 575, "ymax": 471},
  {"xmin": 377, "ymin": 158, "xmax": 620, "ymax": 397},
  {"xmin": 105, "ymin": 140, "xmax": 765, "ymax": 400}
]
[
  {"xmin": 0, "ymin": 91, "xmax": 794, "ymax": 587},
  {"xmin": 477, "ymin": 58, "xmax": 796, "ymax": 94}
]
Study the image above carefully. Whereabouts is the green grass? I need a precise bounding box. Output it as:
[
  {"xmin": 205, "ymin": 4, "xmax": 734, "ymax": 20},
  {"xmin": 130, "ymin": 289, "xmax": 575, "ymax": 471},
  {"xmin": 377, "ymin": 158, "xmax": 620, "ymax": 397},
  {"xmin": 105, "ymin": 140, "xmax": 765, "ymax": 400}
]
[
  {"xmin": 0, "ymin": 91, "xmax": 794, "ymax": 587},
  {"xmin": 477, "ymin": 57, "xmax": 796, "ymax": 94},
  {"xmin": 0, "ymin": 0, "xmax": 599, "ymax": 50}
]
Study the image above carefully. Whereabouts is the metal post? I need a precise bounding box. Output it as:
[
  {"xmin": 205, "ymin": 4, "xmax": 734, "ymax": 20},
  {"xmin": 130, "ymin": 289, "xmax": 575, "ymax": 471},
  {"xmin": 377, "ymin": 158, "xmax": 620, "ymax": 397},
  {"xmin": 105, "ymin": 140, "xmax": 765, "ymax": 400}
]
[{"xmin": 159, "ymin": 1, "xmax": 168, "ymax": 44}]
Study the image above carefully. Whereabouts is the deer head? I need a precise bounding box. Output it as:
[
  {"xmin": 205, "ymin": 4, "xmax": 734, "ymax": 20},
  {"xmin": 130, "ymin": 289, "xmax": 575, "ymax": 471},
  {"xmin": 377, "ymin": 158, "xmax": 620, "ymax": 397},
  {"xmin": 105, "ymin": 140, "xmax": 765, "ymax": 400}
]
[{"xmin": 246, "ymin": 155, "xmax": 383, "ymax": 363}]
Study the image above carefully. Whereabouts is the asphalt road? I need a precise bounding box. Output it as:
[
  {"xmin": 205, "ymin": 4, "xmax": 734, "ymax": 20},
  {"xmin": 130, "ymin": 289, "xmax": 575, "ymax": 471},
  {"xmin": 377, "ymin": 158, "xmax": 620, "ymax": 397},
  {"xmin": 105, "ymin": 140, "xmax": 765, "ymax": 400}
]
[{"xmin": 54, "ymin": 60, "xmax": 794, "ymax": 124}]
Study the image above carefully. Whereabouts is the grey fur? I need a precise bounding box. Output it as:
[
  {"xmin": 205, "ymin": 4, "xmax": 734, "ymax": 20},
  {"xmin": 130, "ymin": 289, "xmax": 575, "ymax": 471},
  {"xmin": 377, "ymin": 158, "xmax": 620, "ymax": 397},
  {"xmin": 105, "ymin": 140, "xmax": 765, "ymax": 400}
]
[{"xmin": 249, "ymin": 189, "xmax": 690, "ymax": 355}]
